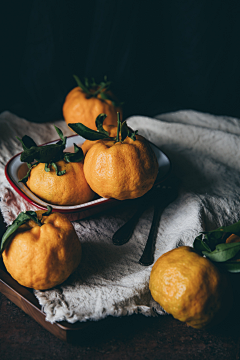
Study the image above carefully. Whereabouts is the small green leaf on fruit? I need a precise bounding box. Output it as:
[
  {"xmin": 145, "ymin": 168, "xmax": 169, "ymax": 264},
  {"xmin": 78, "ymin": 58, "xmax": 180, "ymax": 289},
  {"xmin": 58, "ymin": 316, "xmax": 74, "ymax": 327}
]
[
  {"xmin": 54, "ymin": 126, "xmax": 66, "ymax": 145},
  {"xmin": 193, "ymin": 237, "xmax": 211, "ymax": 253},
  {"xmin": 203, "ymin": 242, "xmax": 240, "ymax": 262},
  {"xmin": 17, "ymin": 135, "xmax": 37, "ymax": 150},
  {"xmin": 51, "ymin": 162, "xmax": 66, "ymax": 176},
  {"xmin": 95, "ymin": 113, "xmax": 109, "ymax": 136},
  {"xmin": 128, "ymin": 129, "xmax": 138, "ymax": 141},
  {"xmin": 64, "ymin": 144, "xmax": 84, "ymax": 163},
  {"xmin": 45, "ymin": 163, "xmax": 50, "ymax": 172},
  {"xmin": 68, "ymin": 123, "xmax": 110, "ymax": 140},
  {"xmin": 73, "ymin": 75, "xmax": 90, "ymax": 94},
  {"xmin": 42, "ymin": 206, "xmax": 52, "ymax": 217},
  {"xmin": 18, "ymin": 167, "xmax": 32, "ymax": 183},
  {"xmin": 120, "ymin": 121, "xmax": 128, "ymax": 141},
  {"xmin": 218, "ymin": 261, "xmax": 240, "ymax": 273},
  {"xmin": 0, "ymin": 211, "xmax": 42, "ymax": 256}
]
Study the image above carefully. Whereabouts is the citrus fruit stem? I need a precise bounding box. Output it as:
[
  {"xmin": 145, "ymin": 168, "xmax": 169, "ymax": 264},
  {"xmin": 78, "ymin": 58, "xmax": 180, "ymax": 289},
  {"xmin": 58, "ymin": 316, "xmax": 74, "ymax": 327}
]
[{"xmin": 116, "ymin": 112, "xmax": 121, "ymax": 142}]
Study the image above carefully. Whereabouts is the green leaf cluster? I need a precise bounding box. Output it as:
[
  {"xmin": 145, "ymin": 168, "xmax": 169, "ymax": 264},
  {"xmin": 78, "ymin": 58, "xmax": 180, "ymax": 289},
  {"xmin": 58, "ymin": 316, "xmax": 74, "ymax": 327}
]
[
  {"xmin": 18, "ymin": 126, "xmax": 84, "ymax": 183},
  {"xmin": 193, "ymin": 220, "xmax": 240, "ymax": 272},
  {"xmin": 0, "ymin": 206, "xmax": 52, "ymax": 256},
  {"xmin": 73, "ymin": 75, "xmax": 123, "ymax": 108},
  {"xmin": 69, "ymin": 113, "xmax": 138, "ymax": 143}
]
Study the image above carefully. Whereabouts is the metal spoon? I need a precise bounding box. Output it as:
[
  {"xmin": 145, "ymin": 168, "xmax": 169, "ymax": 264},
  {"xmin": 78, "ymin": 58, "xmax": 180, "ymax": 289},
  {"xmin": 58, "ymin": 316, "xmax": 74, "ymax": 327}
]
[
  {"xmin": 138, "ymin": 180, "xmax": 179, "ymax": 266},
  {"xmin": 112, "ymin": 187, "xmax": 158, "ymax": 246},
  {"xmin": 112, "ymin": 176, "xmax": 179, "ymax": 247}
]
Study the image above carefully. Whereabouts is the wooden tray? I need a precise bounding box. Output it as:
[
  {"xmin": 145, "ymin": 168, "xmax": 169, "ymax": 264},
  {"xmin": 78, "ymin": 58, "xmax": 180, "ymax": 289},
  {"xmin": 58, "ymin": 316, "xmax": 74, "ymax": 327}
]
[
  {"xmin": 0, "ymin": 258, "xmax": 82, "ymax": 341},
  {"xmin": 0, "ymin": 258, "xmax": 113, "ymax": 343},
  {"xmin": 0, "ymin": 258, "xmax": 135, "ymax": 343}
]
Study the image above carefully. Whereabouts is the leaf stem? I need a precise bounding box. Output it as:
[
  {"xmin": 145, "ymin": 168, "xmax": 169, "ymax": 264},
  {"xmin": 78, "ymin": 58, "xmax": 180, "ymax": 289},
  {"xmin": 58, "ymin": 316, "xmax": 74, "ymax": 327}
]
[{"xmin": 116, "ymin": 112, "xmax": 121, "ymax": 142}]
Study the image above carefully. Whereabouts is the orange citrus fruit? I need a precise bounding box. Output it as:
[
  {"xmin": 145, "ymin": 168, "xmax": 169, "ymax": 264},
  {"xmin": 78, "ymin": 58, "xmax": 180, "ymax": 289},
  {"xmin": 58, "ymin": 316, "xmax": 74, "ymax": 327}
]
[
  {"xmin": 26, "ymin": 160, "xmax": 95, "ymax": 206},
  {"xmin": 83, "ymin": 134, "xmax": 159, "ymax": 200},
  {"xmin": 63, "ymin": 77, "xmax": 122, "ymax": 131},
  {"xmin": 2, "ymin": 210, "xmax": 81, "ymax": 290},
  {"xmin": 226, "ymin": 234, "xmax": 240, "ymax": 243},
  {"xmin": 149, "ymin": 246, "xmax": 232, "ymax": 329},
  {"xmin": 225, "ymin": 234, "xmax": 240, "ymax": 262}
]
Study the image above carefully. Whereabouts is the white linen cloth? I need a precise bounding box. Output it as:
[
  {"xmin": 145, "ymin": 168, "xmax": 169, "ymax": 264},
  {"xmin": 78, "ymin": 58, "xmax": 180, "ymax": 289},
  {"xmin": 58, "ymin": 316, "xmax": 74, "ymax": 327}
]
[{"xmin": 0, "ymin": 109, "xmax": 239, "ymax": 324}]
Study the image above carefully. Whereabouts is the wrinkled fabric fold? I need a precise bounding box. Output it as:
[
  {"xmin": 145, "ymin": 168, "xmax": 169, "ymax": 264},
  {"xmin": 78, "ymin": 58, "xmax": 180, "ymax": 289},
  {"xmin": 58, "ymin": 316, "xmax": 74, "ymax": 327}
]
[{"xmin": 0, "ymin": 110, "xmax": 240, "ymax": 323}]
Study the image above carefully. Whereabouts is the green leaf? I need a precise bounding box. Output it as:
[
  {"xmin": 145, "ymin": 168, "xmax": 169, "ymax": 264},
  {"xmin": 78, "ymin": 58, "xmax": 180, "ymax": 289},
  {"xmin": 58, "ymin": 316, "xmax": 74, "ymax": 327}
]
[
  {"xmin": 68, "ymin": 123, "xmax": 111, "ymax": 140},
  {"xmin": 74, "ymin": 143, "xmax": 81, "ymax": 153},
  {"xmin": 128, "ymin": 129, "xmax": 138, "ymax": 141},
  {"xmin": 204, "ymin": 231, "xmax": 226, "ymax": 250},
  {"xmin": 20, "ymin": 147, "xmax": 36, "ymax": 163},
  {"xmin": 25, "ymin": 210, "xmax": 42, "ymax": 227},
  {"xmin": 214, "ymin": 221, "xmax": 240, "ymax": 236},
  {"xmin": 193, "ymin": 237, "xmax": 211, "ymax": 253},
  {"xmin": 20, "ymin": 143, "xmax": 65, "ymax": 164},
  {"xmin": 120, "ymin": 121, "xmax": 128, "ymax": 141},
  {"xmin": 196, "ymin": 220, "xmax": 240, "ymax": 251},
  {"xmin": 17, "ymin": 124, "xmax": 83, "ymax": 183},
  {"xmin": 18, "ymin": 166, "xmax": 32, "ymax": 183},
  {"xmin": 54, "ymin": 126, "xmax": 66, "ymax": 145},
  {"xmin": 92, "ymin": 82, "xmax": 107, "ymax": 97},
  {"xmin": 99, "ymin": 91, "xmax": 123, "ymax": 108},
  {"xmin": 92, "ymin": 77, "xmax": 111, "ymax": 95},
  {"xmin": 73, "ymin": 75, "xmax": 90, "ymax": 94},
  {"xmin": 18, "ymin": 163, "xmax": 39, "ymax": 183},
  {"xmin": 95, "ymin": 113, "xmax": 109, "ymax": 136},
  {"xmin": 116, "ymin": 113, "xmax": 121, "ymax": 142},
  {"xmin": 218, "ymin": 261, "xmax": 240, "ymax": 273},
  {"xmin": 64, "ymin": 144, "xmax": 84, "ymax": 163},
  {"xmin": 51, "ymin": 162, "xmax": 66, "ymax": 176},
  {"xmin": 84, "ymin": 77, "xmax": 90, "ymax": 88},
  {"xmin": 90, "ymin": 77, "xmax": 97, "ymax": 87},
  {"xmin": 72, "ymin": 74, "xmax": 123, "ymax": 108},
  {"xmin": 121, "ymin": 123, "xmax": 138, "ymax": 142},
  {"xmin": 17, "ymin": 135, "xmax": 37, "ymax": 150},
  {"xmin": 0, "ymin": 211, "xmax": 42, "ymax": 256},
  {"xmin": 42, "ymin": 205, "xmax": 52, "ymax": 217},
  {"xmin": 203, "ymin": 242, "xmax": 240, "ymax": 262},
  {"xmin": 69, "ymin": 110, "xmax": 138, "ymax": 144},
  {"xmin": 99, "ymin": 91, "xmax": 113, "ymax": 101},
  {"xmin": 193, "ymin": 219, "xmax": 240, "ymax": 272},
  {"xmin": 203, "ymin": 220, "xmax": 240, "ymax": 239},
  {"xmin": 45, "ymin": 163, "xmax": 50, "ymax": 172}
]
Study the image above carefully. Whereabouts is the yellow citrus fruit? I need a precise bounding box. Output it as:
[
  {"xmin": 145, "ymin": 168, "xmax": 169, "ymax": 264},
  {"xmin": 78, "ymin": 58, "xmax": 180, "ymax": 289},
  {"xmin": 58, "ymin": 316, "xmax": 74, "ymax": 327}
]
[
  {"xmin": 2, "ymin": 211, "xmax": 81, "ymax": 290},
  {"xmin": 26, "ymin": 160, "xmax": 95, "ymax": 206},
  {"xmin": 63, "ymin": 86, "xmax": 122, "ymax": 131},
  {"xmin": 149, "ymin": 246, "xmax": 232, "ymax": 329},
  {"xmin": 83, "ymin": 134, "xmax": 159, "ymax": 200}
]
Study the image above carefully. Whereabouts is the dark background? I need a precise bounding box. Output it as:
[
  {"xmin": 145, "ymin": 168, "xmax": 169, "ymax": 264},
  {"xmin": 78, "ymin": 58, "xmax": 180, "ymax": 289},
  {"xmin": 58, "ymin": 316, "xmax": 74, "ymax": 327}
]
[{"xmin": 1, "ymin": 0, "xmax": 240, "ymax": 123}]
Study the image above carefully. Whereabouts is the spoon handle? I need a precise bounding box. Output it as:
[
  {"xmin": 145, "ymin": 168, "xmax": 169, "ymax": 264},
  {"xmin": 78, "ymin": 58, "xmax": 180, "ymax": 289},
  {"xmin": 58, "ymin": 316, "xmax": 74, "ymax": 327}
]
[
  {"xmin": 139, "ymin": 183, "xmax": 179, "ymax": 266},
  {"xmin": 112, "ymin": 182, "xmax": 166, "ymax": 246},
  {"xmin": 112, "ymin": 203, "xmax": 146, "ymax": 246}
]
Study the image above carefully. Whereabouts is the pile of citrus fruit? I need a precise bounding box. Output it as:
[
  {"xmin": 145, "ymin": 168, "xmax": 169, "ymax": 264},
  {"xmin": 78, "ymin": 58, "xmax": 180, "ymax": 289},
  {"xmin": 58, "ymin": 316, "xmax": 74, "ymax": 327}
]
[
  {"xmin": 18, "ymin": 109, "xmax": 159, "ymax": 205},
  {"xmin": 0, "ymin": 77, "xmax": 159, "ymax": 290}
]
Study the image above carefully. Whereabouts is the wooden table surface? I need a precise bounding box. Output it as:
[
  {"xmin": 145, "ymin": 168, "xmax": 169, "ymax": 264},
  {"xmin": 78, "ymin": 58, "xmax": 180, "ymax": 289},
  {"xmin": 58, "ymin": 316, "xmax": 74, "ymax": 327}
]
[
  {"xmin": 1, "ymin": 292, "xmax": 240, "ymax": 360},
  {"xmin": 1, "ymin": 214, "xmax": 240, "ymax": 360}
]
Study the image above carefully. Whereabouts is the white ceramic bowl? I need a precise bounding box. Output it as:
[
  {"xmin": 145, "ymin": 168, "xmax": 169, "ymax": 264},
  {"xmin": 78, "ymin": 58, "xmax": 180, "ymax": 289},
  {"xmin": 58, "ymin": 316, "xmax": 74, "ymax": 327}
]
[{"xmin": 5, "ymin": 135, "xmax": 171, "ymax": 221}]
